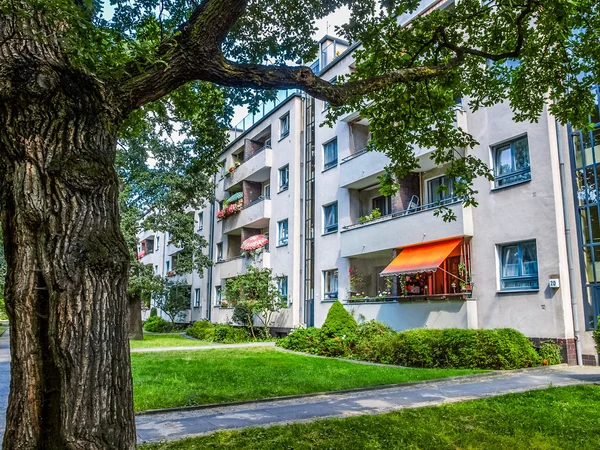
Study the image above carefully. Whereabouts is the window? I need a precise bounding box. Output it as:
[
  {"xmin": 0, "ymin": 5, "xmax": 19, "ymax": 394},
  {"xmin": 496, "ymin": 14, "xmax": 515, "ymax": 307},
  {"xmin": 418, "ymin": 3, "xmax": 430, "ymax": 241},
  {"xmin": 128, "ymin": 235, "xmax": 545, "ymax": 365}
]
[
  {"xmin": 215, "ymin": 286, "xmax": 222, "ymax": 306},
  {"xmin": 279, "ymin": 113, "xmax": 290, "ymax": 139},
  {"xmin": 263, "ymin": 184, "xmax": 271, "ymax": 200},
  {"xmin": 323, "ymin": 138, "xmax": 338, "ymax": 170},
  {"xmin": 323, "ymin": 269, "xmax": 338, "ymax": 300},
  {"xmin": 372, "ymin": 196, "xmax": 392, "ymax": 216},
  {"xmin": 220, "ymin": 159, "xmax": 227, "ymax": 177},
  {"xmin": 216, "ymin": 242, "xmax": 223, "ymax": 261},
  {"xmin": 428, "ymin": 176, "xmax": 455, "ymax": 204},
  {"xmin": 276, "ymin": 276, "xmax": 289, "ymax": 305},
  {"xmin": 156, "ymin": 236, "xmax": 160, "ymax": 248},
  {"xmin": 166, "ymin": 261, "xmax": 170, "ymax": 272},
  {"xmin": 277, "ymin": 219, "xmax": 289, "ymax": 246},
  {"xmin": 493, "ymin": 136, "xmax": 531, "ymax": 188},
  {"xmin": 278, "ymin": 165, "xmax": 289, "ymax": 192},
  {"xmin": 194, "ymin": 288, "xmax": 201, "ymax": 308},
  {"xmin": 499, "ymin": 240, "xmax": 539, "ymax": 290},
  {"xmin": 154, "ymin": 265, "xmax": 158, "ymax": 274},
  {"xmin": 323, "ymin": 77, "xmax": 337, "ymax": 111},
  {"xmin": 197, "ymin": 212, "xmax": 203, "ymax": 231},
  {"xmin": 323, "ymin": 202, "xmax": 338, "ymax": 233}
]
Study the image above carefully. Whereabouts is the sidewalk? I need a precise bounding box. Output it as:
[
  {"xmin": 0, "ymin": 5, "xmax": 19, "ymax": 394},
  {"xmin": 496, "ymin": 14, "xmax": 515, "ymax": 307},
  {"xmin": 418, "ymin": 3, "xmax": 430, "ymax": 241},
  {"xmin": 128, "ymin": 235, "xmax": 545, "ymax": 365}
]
[
  {"xmin": 135, "ymin": 365, "xmax": 600, "ymax": 444},
  {"xmin": 130, "ymin": 341, "xmax": 276, "ymax": 353},
  {"xmin": 0, "ymin": 330, "xmax": 9, "ymax": 438}
]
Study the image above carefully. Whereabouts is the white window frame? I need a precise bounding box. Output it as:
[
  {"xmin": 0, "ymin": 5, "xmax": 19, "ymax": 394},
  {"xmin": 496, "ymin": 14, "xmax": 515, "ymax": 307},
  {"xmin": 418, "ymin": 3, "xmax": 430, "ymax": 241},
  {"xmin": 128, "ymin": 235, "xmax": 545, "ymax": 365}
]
[
  {"xmin": 279, "ymin": 112, "xmax": 290, "ymax": 139},
  {"xmin": 214, "ymin": 286, "xmax": 222, "ymax": 306},
  {"xmin": 277, "ymin": 219, "xmax": 289, "ymax": 246},
  {"xmin": 278, "ymin": 165, "xmax": 290, "ymax": 192},
  {"xmin": 323, "ymin": 202, "xmax": 338, "ymax": 234},
  {"xmin": 323, "ymin": 269, "xmax": 339, "ymax": 300},
  {"xmin": 194, "ymin": 288, "xmax": 201, "ymax": 308},
  {"xmin": 197, "ymin": 211, "xmax": 204, "ymax": 231}
]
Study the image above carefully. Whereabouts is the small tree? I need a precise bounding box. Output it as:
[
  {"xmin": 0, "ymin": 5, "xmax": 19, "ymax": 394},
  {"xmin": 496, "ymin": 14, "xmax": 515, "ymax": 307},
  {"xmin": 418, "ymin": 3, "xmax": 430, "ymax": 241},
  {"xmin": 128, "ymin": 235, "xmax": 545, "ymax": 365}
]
[
  {"xmin": 225, "ymin": 266, "xmax": 287, "ymax": 339},
  {"xmin": 322, "ymin": 301, "xmax": 358, "ymax": 337},
  {"xmin": 153, "ymin": 281, "xmax": 192, "ymax": 324}
]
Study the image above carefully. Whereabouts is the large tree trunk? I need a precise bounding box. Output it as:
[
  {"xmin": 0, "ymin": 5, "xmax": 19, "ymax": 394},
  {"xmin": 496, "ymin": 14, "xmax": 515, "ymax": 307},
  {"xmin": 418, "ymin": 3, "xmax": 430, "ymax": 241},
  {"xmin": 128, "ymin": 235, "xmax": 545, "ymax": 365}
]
[
  {"xmin": 0, "ymin": 77, "xmax": 136, "ymax": 449},
  {"xmin": 129, "ymin": 295, "xmax": 144, "ymax": 340}
]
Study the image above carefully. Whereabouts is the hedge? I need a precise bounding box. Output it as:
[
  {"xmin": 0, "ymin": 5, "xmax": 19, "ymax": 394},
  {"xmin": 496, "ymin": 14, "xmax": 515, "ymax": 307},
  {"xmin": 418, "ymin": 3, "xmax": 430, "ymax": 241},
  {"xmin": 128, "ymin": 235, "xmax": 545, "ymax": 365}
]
[
  {"xmin": 143, "ymin": 316, "xmax": 173, "ymax": 333},
  {"xmin": 186, "ymin": 320, "xmax": 215, "ymax": 341},
  {"xmin": 277, "ymin": 322, "xmax": 544, "ymax": 370}
]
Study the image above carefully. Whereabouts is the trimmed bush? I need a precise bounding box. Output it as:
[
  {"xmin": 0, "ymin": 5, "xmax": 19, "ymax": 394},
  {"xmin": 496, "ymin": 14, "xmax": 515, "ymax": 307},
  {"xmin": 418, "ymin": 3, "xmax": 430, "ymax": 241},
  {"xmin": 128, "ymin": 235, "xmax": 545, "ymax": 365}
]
[
  {"xmin": 538, "ymin": 341, "xmax": 562, "ymax": 365},
  {"xmin": 276, "ymin": 322, "xmax": 542, "ymax": 370},
  {"xmin": 143, "ymin": 316, "xmax": 172, "ymax": 333},
  {"xmin": 594, "ymin": 317, "xmax": 600, "ymax": 355},
  {"xmin": 321, "ymin": 301, "xmax": 357, "ymax": 337},
  {"xmin": 186, "ymin": 320, "xmax": 215, "ymax": 341},
  {"xmin": 213, "ymin": 324, "xmax": 252, "ymax": 344}
]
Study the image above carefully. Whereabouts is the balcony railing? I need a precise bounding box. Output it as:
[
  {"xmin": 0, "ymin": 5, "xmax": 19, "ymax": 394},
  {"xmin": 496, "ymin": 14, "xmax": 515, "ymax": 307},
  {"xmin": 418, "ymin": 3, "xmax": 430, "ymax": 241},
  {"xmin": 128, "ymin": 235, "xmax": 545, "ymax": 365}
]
[
  {"xmin": 343, "ymin": 196, "xmax": 461, "ymax": 231},
  {"xmin": 343, "ymin": 293, "xmax": 470, "ymax": 304},
  {"xmin": 226, "ymin": 141, "xmax": 272, "ymax": 177},
  {"xmin": 340, "ymin": 147, "xmax": 368, "ymax": 164}
]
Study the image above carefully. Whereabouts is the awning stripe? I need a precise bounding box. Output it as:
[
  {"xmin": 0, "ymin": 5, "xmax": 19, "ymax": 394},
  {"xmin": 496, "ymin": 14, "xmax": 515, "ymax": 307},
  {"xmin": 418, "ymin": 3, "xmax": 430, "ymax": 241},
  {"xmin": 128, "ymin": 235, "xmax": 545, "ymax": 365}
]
[{"xmin": 381, "ymin": 237, "xmax": 463, "ymax": 276}]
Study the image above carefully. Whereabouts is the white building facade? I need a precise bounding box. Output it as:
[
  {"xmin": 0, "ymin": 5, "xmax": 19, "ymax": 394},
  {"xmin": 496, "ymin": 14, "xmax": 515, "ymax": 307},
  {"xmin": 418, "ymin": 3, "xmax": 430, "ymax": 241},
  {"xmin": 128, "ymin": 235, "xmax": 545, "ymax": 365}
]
[{"xmin": 138, "ymin": 2, "xmax": 599, "ymax": 364}]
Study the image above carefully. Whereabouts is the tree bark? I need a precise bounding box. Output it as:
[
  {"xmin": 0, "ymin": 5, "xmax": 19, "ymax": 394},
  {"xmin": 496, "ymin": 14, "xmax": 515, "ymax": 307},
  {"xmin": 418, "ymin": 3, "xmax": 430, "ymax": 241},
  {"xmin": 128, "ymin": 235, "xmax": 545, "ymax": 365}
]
[
  {"xmin": 0, "ymin": 72, "xmax": 136, "ymax": 450},
  {"xmin": 129, "ymin": 296, "xmax": 144, "ymax": 340}
]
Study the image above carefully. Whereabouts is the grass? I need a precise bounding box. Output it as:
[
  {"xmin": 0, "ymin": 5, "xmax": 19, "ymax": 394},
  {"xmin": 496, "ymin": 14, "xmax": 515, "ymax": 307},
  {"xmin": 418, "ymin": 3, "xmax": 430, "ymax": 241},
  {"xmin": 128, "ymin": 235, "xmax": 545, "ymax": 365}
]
[
  {"xmin": 131, "ymin": 347, "xmax": 484, "ymax": 412},
  {"xmin": 142, "ymin": 385, "xmax": 600, "ymax": 449},
  {"xmin": 130, "ymin": 333, "xmax": 211, "ymax": 349},
  {"xmin": 0, "ymin": 325, "xmax": 7, "ymax": 336}
]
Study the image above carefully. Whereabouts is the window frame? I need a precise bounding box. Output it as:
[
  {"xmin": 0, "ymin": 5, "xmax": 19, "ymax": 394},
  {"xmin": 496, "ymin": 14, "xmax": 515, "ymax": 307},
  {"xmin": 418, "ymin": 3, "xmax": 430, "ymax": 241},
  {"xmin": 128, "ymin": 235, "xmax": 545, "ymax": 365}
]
[
  {"xmin": 278, "ymin": 164, "xmax": 290, "ymax": 192},
  {"xmin": 214, "ymin": 286, "xmax": 222, "ymax": 306},
  {"xmin": 276, "ymin": 276, "xmax": 289, "ymax": 306},
  {"xmin": 277, "ymin": 219, "xmax": 289, "ymax": 246},
  {"xmin": 323, "ymin": 202, "xmax": 339, "ymax": 234},
  {"xmin": 279, "ymin": 112, "xmax": 290, "ymax": 139},
  {"xmin": 498, "ymin": 240, "xmax": 539, "ymax": 291},
  {"xmin": 492, "ymin": 135, "xmax": 531, "ymax": 189},
  {"xmin": 216, "ymin": 242, "xmax": 223, "ymax": 261},
  {"xmin": 323, "ymin": 137, "xmax": 338, "ymax": 171},
  {"xmin": 372, "ymin": 196, "xmax": 392, "ymax": 216},
  {"xmin": 323, "ymin": 76, "xmax": 338, "ymax": 111},
  {"xmin": 323, "ymin": 269, "xmax": 339, "ymax": 300},
  {"xmin": 194, "ymin": 288, "xmax": 201, "ymax": 308},
  {"xmin": 426, "ymin": 175, "xmax": 456, "ymax": 204},
  {"xmin": 197, "ymin": 211, "xmax": 204, "ymax": 231}
]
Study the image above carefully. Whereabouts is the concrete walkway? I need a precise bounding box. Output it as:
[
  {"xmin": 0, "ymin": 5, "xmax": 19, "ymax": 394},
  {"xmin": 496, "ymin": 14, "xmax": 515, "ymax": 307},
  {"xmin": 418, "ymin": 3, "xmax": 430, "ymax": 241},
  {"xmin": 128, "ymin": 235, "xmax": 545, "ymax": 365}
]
[
  {"xmin": 0, "ymin": 329, "xmax": 9, "ymax": 438},
  {"xmin": 135, "ymin": 366, "xmax": 600, "ymax": 444},
  {"xmin": 130, "ymin": 341, "xmax": 276, "ymax": 353}
]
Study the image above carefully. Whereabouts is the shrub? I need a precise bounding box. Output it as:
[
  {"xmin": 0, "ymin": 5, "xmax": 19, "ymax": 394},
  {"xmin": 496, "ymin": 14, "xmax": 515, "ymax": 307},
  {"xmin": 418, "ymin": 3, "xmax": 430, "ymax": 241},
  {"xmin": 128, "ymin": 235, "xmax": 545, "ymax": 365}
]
[
  {"xmin": 213, "ymin": 324, "xmax": 252, "ymax": 343},
  {"xmin": 143, "ymin": 316, "xmax": 172, "ymax": 333},
  {"xmin": 321, "ymin": 301, "xmax": 357, "ymax": 338},
  {"xmin": 186, "ymin": 320, "xmax": 215, "ymax": 341},
  {"xmin": 594, "ymin": 317, "xmax": 600, "ymax": 355},
  {"xmin": 538, "ymin": 341, "xmax": 562, "ymax": 365},
  {"xmin": 277, "ymin": 324, "xmax": 542, "ymax": 370},
  {"xmin": 277, "ymin": 327, "xmax": 324, "ymax": 354},
  {"xmin": 150, "ymin": 307, "xmax": 157, "ymax": 317}
]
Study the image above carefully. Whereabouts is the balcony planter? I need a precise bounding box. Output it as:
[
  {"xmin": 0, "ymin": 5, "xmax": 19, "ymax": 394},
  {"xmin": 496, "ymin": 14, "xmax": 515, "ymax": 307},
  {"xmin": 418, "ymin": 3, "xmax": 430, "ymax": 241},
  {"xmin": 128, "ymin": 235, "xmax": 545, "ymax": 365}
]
[
  {"xmin": 217, "ymin": 199, "xmax": 243, "ymax": 219},
  {"xmin": 137, "ymin": 250, "xmax": 146, "ymax": 260},
  {"xmin": 166, "ymin": 270, "xmax": 176, "ymax": 277}
]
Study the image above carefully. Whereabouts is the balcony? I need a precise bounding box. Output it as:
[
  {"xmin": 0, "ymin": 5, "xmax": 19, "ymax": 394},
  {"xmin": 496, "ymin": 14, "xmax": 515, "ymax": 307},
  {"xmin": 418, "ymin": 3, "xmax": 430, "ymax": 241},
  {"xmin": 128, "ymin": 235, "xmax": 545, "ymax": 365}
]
[
  {"xmin": 340, "ymin": 199, "xmax": 473, "ymax": 258},
  {"xmin": 340, "ymin": 149, "xmax": 391, "ymax": 189},
  {"xmin": 215, "ymin": 252, "xmax": 271, "ymax": 279},
  {"xmin": 222, "ymin": 197, "xmax": 271, "ymax": 234},
  {"xmin": 224, "ymin": 146, "xmax": 272, "ymax": 189}
]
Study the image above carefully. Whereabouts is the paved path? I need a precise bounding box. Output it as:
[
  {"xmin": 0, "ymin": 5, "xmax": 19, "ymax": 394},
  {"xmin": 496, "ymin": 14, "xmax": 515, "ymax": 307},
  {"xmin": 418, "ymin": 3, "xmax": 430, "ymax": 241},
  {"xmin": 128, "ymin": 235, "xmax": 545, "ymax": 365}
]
[
  {"xmin": 0, "ymin": 329, "xmax": 9, "ymax": 439},
  {"xmin": 130, "ymin": 341, "xmax": 276, "ymax": 353},
  {"xmin": 135, "ymin": 366, "xmax": 600, "ymax": 444}
]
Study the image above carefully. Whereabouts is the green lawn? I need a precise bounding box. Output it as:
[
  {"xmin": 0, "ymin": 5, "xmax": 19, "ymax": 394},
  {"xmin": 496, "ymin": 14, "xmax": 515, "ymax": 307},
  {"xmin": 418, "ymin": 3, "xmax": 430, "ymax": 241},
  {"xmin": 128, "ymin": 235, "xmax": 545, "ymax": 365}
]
[
  {"xmin": 142, "ymin": 385, "xmax": 600, "ymax": 450},
  {"xmin": 132, "ymin": 347, "xmax": 484, "ymax": 412},
  {"xmin": 130, "ymin": 333, "xmax": 211, "ymax": 349}
]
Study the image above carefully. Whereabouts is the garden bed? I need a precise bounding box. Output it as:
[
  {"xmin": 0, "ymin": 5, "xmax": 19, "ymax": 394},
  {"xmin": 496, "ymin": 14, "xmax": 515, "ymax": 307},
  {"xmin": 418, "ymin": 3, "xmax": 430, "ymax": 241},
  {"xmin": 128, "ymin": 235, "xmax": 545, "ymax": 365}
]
[{"xmin": 130, "ymin": 333, "xmax": 210, "ymax": 349}]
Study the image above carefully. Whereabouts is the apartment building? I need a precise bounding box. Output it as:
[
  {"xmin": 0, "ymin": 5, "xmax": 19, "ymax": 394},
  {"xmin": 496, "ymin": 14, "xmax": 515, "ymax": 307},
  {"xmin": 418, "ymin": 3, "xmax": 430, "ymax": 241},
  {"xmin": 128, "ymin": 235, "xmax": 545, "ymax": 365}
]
[{"xmin": 138, "ymin": 2, "xmax": 599, "ymax": 364}]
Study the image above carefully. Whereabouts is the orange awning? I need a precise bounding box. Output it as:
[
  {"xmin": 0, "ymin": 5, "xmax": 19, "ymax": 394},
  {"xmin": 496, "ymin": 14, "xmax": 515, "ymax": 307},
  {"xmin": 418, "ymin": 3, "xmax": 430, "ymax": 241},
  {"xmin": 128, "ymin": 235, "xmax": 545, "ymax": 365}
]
[{"xmin": 381, "ymin": 238, "xmax": 463, "ymax": 276}]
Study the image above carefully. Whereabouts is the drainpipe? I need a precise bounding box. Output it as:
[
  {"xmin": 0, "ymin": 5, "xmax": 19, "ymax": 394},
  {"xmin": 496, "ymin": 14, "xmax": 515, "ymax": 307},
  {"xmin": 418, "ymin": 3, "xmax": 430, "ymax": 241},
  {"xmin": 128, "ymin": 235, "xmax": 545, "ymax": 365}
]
[
  {"xmin": 556, "ymin": 119, "xmax": 583, "ymax": 366},
  {"xmin": 206, "ymin": 173, "xmax": 217, "ymax": 322}
]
